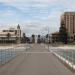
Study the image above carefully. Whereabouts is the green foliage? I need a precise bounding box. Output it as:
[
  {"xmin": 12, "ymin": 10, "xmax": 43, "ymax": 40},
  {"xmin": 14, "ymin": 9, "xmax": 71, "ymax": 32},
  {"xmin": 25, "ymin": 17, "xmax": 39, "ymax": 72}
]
[
  {"xmin": 59, "ymin": 24, "xmax": 68, "ymax": 44},
  {"xmin": 46, "ymin": 34, "xmax": 49, "ymax": 38},
  {"xmin": 7, "ymin": 33, "xmax": 11, "ymax": 39},
  {"xmin": 22, "ymin": 33, "xmax": 26, "ymax": 43}
]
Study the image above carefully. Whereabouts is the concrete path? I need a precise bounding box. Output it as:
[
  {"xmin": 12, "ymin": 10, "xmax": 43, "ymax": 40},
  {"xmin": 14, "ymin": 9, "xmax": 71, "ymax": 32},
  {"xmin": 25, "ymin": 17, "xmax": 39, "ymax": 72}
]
[{"xmin": 0, "ymin": 44, "xmax": 74, "ymax": 75}]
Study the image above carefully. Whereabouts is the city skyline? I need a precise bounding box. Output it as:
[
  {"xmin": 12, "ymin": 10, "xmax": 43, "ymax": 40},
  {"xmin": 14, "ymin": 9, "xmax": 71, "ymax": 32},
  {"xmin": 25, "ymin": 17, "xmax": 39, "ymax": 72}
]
[{"xmin": 0, "ymin": 0, "xmax": 75, "ymax": 36}]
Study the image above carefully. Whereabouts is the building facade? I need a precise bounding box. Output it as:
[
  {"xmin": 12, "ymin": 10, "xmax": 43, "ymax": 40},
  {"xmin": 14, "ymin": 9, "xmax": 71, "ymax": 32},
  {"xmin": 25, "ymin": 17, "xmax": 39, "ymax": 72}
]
[
  {"xmin": 0, "ymin": 24, "xmax": 21, "ymax": 44},
  {"xmin": 61, "ymin": 12, "xmax": 75, "ymax": 41}
]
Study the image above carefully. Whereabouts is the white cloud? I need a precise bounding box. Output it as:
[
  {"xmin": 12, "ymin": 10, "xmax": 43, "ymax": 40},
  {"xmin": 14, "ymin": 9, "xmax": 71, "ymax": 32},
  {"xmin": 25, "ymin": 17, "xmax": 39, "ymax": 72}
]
[
  {"xmin": 0, "ymin": 0, "xmax": 75, "ymax": 36},
  {"xmin": 0, "ymin": 0, "xmax": 58, "ymax": 3},
  {"xmin": 0, "ymin": 0, "xmax": 15, "ymax": 3},
  {"xmin": 2, "ymin": 10, "xmax": 14, "ymax": 16}
]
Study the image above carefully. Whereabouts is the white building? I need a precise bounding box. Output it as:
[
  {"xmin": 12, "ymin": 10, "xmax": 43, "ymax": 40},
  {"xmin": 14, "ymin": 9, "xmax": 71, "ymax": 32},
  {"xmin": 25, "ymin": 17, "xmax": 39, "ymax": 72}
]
[{"xmin": 0, "ymin": 24, "xmax": 21, "ymax": 44}]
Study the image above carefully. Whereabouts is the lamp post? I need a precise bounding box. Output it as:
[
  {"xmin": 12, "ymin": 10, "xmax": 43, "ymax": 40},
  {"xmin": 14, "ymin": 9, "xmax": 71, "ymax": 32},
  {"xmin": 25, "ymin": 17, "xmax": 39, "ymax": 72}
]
[
  {"xmin": 42, "ymin": 26, "xmax": 50, "ymax": 50},
  {"xmin": 48, "ymin": 27, "xmax": 49, "ymax": 51},
  {"xmin": 42, "ymin": 32, "xmax": 45, "ymax": 48}
]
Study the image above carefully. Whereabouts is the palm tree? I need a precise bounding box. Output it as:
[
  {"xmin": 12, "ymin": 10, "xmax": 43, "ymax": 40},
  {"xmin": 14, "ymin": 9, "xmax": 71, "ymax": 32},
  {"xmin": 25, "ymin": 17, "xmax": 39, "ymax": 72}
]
[{"xmin": 6, "ymin": 33, "xmax": 11, "ymax": 43}]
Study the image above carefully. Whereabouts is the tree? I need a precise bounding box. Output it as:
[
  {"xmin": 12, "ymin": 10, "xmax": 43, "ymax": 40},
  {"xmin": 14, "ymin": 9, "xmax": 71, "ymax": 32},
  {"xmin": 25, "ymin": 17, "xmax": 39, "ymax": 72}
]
[
  {"xmin": 32, "ymin": 34, "xmax": 35, "ymax": 43},
  {"xmin": 6, "ymin": 33, "xmax": 11, "ymax": 43},
  {"xmin": 26, "ymin": 37, "xmax": 30, "ymax": 43},
  {"xmin": 59, "ymin": 24, "xmax": 68, "ymax": 44},
  {"xmin": 46, "ymin": 34, "xmax": 49, "ymax": 38},
  {"xmin": 37, "ymin": 35, "xmax": 41, "ymax": 43},
  {"xmin": 23, "ymin": 33, "xmax": 26, "ymax": 43},
  {"xmin": 45, "ymin": 34, "xmax": 50, "ymax": 44},
  {"xmin": 21, "ymin": 33, "xmax": 30, "ymax": 43}
]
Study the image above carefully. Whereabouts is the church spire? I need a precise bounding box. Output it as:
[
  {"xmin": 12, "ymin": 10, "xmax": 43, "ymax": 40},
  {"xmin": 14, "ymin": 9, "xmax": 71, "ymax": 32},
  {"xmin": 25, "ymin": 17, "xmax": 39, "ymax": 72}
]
[{"xmin": 17, "ymin": 24, "xmax": 20, "ymax": 29}]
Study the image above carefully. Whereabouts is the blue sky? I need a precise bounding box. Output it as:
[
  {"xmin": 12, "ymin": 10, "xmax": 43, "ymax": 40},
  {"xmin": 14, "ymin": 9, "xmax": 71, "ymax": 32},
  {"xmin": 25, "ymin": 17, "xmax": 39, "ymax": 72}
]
[{"xmin": 0, "ymin": 0, "xmax": 75, "ymax": 36}]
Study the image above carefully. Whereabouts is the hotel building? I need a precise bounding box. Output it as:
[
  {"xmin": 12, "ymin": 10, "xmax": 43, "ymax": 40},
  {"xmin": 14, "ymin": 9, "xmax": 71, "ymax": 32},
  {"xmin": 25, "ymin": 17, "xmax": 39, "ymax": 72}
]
[
  {"xmin": 0, "ymin": 24, "xmax": 21, "ymax": 44},
  {"xmin": 61, "ymin": 12, "xmax": 75, "ymax": 41}
]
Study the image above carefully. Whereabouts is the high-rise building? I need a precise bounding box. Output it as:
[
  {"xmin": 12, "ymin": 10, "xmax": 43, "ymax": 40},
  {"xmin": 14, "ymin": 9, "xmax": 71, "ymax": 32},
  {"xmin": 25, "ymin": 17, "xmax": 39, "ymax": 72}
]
[{"xmin": 61, "ymin": 12, "xmax": 75, "ymax": 41}]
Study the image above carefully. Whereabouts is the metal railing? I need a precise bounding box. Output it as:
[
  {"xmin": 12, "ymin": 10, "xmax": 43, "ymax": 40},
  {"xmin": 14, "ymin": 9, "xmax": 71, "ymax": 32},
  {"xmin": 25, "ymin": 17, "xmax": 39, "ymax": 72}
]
[
  {"xmin": 50, "ymin": 48, "xmax": 75, "ymax": 69},
  {"xmin": 0, "ymin": 44, "xmax": 31, "ymax": 66},
  {"xmin": 0, "ymin": 48, "xmax": 19, "ymax": 65}
]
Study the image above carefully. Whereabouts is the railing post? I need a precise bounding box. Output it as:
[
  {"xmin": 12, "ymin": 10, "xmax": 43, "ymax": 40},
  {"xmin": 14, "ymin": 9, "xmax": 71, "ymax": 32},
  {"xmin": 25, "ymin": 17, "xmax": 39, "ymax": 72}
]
[
  {"xmin": 5, "ymin": 49, "xmax": 6, "ymax": 64},
  {"xmin": 1, "ymin": 49, "xmax": 2, "ymax": 64},
  {"xmin": 72, "ymin": 51, "xmax": 74, "ymax": 67}
]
